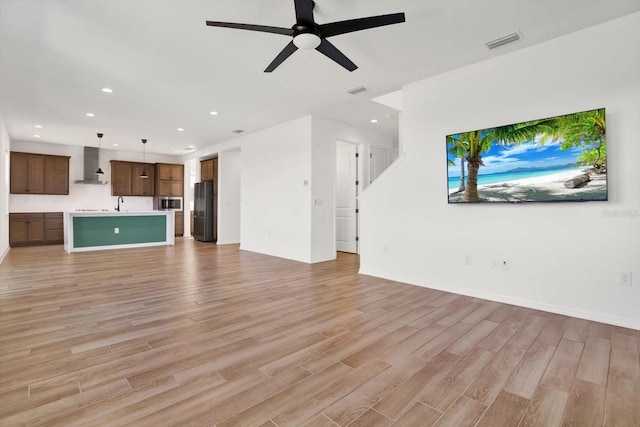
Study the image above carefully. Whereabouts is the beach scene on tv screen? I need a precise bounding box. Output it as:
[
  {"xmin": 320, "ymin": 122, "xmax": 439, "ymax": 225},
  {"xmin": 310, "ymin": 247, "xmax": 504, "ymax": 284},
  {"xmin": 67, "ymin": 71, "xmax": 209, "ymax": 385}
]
[{"xmin": 447, "ymin": 108, "xmax": 607, "ymax": 203}]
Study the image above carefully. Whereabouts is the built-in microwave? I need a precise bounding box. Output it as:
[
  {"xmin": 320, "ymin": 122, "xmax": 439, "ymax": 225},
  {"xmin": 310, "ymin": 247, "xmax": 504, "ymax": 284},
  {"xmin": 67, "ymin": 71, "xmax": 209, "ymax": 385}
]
[{"xmin": 157, "ymin": 197, "xmax": 182, "ymax": 211}]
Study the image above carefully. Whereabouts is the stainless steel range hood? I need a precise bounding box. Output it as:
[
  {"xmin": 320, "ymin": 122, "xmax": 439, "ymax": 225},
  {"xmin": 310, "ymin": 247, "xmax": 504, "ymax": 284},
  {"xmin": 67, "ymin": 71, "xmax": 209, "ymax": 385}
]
[{"xmin": 74, "ymin": 146, "xmax": 109, "ymax": 184}]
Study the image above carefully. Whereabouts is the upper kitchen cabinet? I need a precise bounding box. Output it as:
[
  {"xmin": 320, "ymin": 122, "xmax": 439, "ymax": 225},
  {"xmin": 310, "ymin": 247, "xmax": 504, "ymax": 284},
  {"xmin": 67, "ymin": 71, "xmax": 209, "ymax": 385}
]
[
  {"xmin": 110, "ymin": 160, "xmax": 133, "ymax": 196},
  {"xmin": 155, "ymin": 163, "xmax": 183, "ymax": 196},
  {"xmin": 157, "ymin": 163, "xmax": 183, "ymax": 182},
  {"xmin": 200, "ymin": 157, "xmax": 218, "ymax": 182},
  {"xmin": 10, "ymin": 151, "xmax": 69, "ymax": 195},
  {"xmin": 44, "ymin": 155, "xmax": 70, "ymax": 194},
  {"xmin": 132, "ymin": 163, "xmax": 155, "ymax": 196},
  {"xmin": 111, "ymin": 160, "xmax": 155, "ymax": 196}
]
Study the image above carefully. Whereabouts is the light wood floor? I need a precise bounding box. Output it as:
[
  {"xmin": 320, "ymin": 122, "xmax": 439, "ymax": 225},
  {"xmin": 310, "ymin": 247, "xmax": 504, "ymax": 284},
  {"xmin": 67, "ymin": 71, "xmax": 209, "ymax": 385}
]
[{"xmin": 1, "ymin": 239, "xmax": 639, "ymax": 426}]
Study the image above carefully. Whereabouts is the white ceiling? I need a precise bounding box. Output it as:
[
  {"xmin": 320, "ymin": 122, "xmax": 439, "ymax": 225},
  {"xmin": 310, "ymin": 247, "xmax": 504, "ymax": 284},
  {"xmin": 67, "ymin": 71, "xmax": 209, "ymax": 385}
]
[{"xmin": 2, "ymin": 0, "xmax": 639, "ymax": 156}]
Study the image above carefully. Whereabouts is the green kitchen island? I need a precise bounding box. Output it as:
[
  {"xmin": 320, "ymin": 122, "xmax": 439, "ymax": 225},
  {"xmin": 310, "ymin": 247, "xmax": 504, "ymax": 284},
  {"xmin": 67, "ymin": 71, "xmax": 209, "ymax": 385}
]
[{"xmin": 64, "ymin": 210, "xmax": 175, "ymax": 253}]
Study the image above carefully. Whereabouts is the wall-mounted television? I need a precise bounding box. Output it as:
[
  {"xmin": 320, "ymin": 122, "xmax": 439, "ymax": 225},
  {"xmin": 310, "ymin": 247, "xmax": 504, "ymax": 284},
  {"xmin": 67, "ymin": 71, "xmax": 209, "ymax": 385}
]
[{"xmin": 447, "ymin": 108, "xmax": 607, "ymax": 203}]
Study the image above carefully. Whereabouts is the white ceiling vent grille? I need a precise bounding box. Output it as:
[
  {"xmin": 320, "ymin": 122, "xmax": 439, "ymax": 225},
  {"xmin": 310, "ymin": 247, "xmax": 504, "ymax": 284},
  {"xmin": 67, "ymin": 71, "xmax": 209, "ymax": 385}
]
[
  {"xmin": 347, "ymin": 86, "xmax": 367, "ymax": 95},
  {"xmin": 485, "ymin": 32, "xmax": 521, "ymax": 50}
]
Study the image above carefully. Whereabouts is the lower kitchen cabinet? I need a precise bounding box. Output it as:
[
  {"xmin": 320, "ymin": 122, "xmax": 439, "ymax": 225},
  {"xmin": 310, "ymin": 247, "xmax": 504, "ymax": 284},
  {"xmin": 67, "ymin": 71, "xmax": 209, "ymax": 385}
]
[
  {"xmin": 9, "ymin": 212, "xmax": 64, "ymax": 247},
  {"xmin": 175, "ymin": 211, "xmax": 184, "ymax": 236}
]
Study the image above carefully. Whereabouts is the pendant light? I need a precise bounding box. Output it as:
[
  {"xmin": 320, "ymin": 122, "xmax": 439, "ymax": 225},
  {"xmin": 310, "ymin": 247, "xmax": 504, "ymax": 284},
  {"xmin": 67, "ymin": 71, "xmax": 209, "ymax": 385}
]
[
  {"xmin": 95, "ymin": 133, "xmax": 104, "ymax": 175},
  {"xmin": 140, "ymin": 139, "xmax": 148, "ymax": 178}
]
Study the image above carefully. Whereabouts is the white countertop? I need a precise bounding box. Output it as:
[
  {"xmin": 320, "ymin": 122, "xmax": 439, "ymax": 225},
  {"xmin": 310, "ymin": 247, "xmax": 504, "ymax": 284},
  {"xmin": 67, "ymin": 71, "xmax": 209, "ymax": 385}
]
[{"xmin": 66, "ymin": 210, "xmax": 172, "ymax": 216}]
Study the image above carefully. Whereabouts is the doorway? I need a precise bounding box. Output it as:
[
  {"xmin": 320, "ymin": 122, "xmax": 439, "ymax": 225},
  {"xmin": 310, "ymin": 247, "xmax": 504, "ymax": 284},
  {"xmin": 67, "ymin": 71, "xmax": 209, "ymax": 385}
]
[{"xmin": 335, "ymin": 141, "xmax": 361, "ymax": 254}]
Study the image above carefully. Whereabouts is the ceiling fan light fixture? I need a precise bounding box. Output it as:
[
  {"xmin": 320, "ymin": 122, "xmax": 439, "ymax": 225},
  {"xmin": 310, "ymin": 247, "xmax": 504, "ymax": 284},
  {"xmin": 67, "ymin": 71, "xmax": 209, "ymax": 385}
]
[{"xmin": 293, "ymin": 33, "xmax": 321, "ymax": 50}]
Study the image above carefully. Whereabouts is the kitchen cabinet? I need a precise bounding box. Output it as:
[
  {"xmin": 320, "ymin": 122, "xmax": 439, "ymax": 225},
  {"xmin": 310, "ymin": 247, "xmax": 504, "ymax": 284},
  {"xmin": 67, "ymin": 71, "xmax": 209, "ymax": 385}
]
[
  {"xmin": 9, "ymin": 213, "xmax": 45, "ymax": 246},
  {"xmin": 44, "ymin": 155, "xmax": 70, "ymax": 194},
  {"xmin": 11, "ymin": 152, "xmax": 70, "ymax": 195},
  {"xmin": 9, "ymin": 212, "xmax": 64, "ymax": 247},
  {"xmin": 175, "ymin": 211, "xmax": 184, "ymax": 236},
  {"xmin": 111, "ymin": 161, "xmax": 133, "ymax": 196},
  {"xmin": 200, "ymin": 158, "xmax": 217, "ymax": 182},
  {"xmin": 155, "ymin": 163, "xmax": 183, "ymax": 196},
  {"xmin": 44, "ymin": 213, "xmax": 64, "ymax": 244},
  {"xmin": 157, "ymin": 163, "xmax": 183, "ymax": 181},
  {"xmin": 132, "ymin": 163, "xmax": 155, "ymax": 196},
  {"xmin": 111, "ymin": 161, "xmax": 155, "ymax": 196}
]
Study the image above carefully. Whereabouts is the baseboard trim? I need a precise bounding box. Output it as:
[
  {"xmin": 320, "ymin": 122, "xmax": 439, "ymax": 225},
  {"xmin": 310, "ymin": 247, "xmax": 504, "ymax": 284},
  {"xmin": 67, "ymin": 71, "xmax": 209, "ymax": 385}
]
[
  {"xmin": 0, "ymin": 245, "xmax": 9, "ymax": 265},
  {"xmin": 360, "ymin": 267, "xmax": 640, "ymax": 331}
]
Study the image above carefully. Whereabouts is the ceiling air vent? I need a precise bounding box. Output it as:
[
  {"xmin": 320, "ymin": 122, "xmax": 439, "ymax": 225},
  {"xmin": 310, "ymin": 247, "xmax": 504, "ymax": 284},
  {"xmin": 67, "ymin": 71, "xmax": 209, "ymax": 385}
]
[
  {"xmin": 347, "ymin": 86, "xmax": 367, "ymax": 95},
  {"xmin": 232, "ymin": 129, "xmax": 245, "ymax": 134},
  {"xmin": 485, "ymin": 32, "xmax": 521, "ymax": 50}
]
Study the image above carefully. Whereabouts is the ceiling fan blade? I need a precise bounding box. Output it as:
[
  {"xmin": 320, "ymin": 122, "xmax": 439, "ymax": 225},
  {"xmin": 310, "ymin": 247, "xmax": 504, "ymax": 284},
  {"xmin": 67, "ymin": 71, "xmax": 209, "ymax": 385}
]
[
  {"xmin": 315, "ymin": 39, "xmax": 357, "ymax": 72},
  {"xmin": 294, "ymin": 0, "xmax": 315, "ymax": 25},
  {"xmin": 265, "ymin": 41, "xmax": 298, "ymax": 72},
  {"xmin": 206, "ymin": 21, "xmax": 294, "ymax": 36},
  {"xmin": 320, "ymin": 12, "xmax": 405, "ymax": 38}
]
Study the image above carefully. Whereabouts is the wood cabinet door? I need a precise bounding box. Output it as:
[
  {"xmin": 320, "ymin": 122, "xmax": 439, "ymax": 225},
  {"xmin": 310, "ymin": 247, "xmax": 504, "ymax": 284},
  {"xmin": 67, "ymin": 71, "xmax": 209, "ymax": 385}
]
[
  {"xmin": 9, "ymin": 214, "xmax": 44, "ymax": 245},
  {"xmin": 10, "ymin": 152, "xmax": 45, "ymax": 194},
  {"xmin": 175, "ymin": 211, "xmax": 184, "ymax": 236},
  {"xmin": 111, "ymin": 161, "xmax": 133, "ymax": 196},
  {"xmin": 157, "ymin": 164, "xmax": 173, "ymax": 180},
  {"xmin": 158, "ymin": 180, "xmax": 182, "ymax": 196},
  {"xmin": 9, "ymin": 216, "xmax": 28, "ymax": 244},
  {"xmin": 171, "ymin": 165, "xmax": 183, "ymax": 181},
  {"xmin": 44, "ymin": 156, "xmax": 69, "ymax": 194},
  {"xmin": 170, "ymin": 180, "xmax": 182, "ymax": 196},
  {"xmin": 24, "ymin": 155, "xmax": 45, "ymax": 193},
  {"xmin": 201, "ymin": 159, "xmax": 213, "ymax": 181},
  {"xmin": 27, "ymin": 155, "xmax": 45, "ymax": 194},
  {"xmin": 132, "ymin": 163, "xmax": 155, "ymax": 196},
  {"xmin": 44, "ymin": 213, "xmax": 64, "ymax": 243},
  {"xmin": 10, "ymin": 152, "xmax": 28, "ymax": 193}
]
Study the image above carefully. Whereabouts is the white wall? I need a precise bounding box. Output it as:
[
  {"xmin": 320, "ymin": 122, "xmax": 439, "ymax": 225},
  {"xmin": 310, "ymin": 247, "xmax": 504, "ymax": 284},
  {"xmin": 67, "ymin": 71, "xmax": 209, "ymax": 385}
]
[
  {"xmin": 10, "ymin": 140, "xmax": 178, "ymax": 213},
  {"xmin": 311, "ymin": 116, "xmax": 396, "ymax": 262},
  {"xmin": 217, "ymin": 148, "xmax": 241, "ymax": 244},
  {"xmin": 241, "ymin": 116, "xmax": 313, "ymax": 262},
  {"xmin": 0, "ymin": 115, "xmax": 10, "ymax": 262},
  {"xmin": 360, "ymin": 13, "xmax": 640, "ymax": 329}
]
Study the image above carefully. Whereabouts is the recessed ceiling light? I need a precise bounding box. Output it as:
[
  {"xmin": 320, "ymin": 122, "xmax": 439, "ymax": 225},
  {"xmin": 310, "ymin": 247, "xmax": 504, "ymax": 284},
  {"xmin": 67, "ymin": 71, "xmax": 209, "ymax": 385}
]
[
  {"xmin": 112, "ymin": 143, "xmax": 119, "ymax": 147},
  {"xmin": 86, "ymin": 113, "xmax": 95, "ymax": 117},
  {"xmin": 34, "ymin": 124, "xmax": 43, "ymax": 129},
  {"xmin": 370, "ymin": 119, "xmax": 378, "ymax": 123},
  {"xmin": 210, "ymin": 111, "xmax": 219, "ymax": 116},
  {"xmin": 33, "ymin": 134, "xmax": 41, "ymax": 138},
  {"xmin": 177, "ymin": 128, "xmax": 185, "ymax": 132},
  {"xmin": 101, "ymin": 87, "xmax": 113, "ymax": 93}
]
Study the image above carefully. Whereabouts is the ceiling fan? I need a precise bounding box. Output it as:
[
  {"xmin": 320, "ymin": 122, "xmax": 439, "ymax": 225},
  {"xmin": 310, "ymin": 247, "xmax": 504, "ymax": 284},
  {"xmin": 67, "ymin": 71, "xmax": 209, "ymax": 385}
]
[{"xmin": 205, "ymin": 0, "xmax": 405, "ymax": 72}]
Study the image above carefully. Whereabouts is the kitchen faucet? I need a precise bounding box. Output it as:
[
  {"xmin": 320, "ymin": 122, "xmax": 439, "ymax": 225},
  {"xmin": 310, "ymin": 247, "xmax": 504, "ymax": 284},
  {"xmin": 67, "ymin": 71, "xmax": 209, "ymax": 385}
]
[{"xmin": 116, "ymin": 196, "xmax": 124, "ymax": 211}]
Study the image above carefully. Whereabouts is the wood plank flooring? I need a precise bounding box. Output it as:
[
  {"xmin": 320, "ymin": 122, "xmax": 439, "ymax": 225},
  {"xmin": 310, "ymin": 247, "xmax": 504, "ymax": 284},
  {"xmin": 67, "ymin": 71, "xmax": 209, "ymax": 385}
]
[{"xmin": 0, "ymin": 239, "xmax": 638, "ymax": 426}]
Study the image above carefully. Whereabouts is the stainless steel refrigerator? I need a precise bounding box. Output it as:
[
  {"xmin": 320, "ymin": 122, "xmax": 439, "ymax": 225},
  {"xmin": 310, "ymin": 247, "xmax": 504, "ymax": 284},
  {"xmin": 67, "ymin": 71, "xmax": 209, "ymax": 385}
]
[{"xmin": 193, "ymin": 181, "xmax": 216, "ymax": 242}]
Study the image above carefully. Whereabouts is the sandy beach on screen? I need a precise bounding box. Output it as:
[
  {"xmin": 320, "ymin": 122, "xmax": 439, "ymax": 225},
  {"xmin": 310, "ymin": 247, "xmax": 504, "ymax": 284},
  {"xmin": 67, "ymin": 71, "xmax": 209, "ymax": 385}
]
[{"xmin": 449, "ymin": 170, "xmax": 607, "ymax": 202}]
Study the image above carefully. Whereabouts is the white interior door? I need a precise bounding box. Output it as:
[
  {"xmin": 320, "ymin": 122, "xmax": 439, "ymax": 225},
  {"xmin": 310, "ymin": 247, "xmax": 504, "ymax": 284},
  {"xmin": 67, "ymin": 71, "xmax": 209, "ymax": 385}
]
[
  {"xmin": 336, "ymin": 142, "xmax": 358, "ymax": 253},
  {"xmin": 370, "ymin": 146, "xmax": 390, "ymax": 184}
]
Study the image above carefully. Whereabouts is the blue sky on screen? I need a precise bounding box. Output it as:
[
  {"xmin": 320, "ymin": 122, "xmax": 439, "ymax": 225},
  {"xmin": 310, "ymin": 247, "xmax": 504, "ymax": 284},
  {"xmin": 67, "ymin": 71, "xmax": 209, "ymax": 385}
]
[{"xmin": 447, "ymin": 137, "xmax": 585, "ymax": 177}]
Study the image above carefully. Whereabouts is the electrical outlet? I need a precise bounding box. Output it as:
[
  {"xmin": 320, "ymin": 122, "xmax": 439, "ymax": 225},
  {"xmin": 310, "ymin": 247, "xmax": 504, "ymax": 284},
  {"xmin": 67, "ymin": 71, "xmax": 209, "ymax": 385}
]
[
  {"xmin": 491, "ymin": 258, "xmax": 499, "ymax": 269},
  {"xmin": 620, "ymin": 271, "xmax": 632, "ymax": 286},
  {"xmin": 500, "ymin": 258, "xmax": 510, "ymax": 270},
  {"xmin": 114, "ymin": 227, "xmax": 119, "ymax": 234},
  {"xmin": 464, "ymin": 255, "xmax": 472, "ymax": 266}
]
